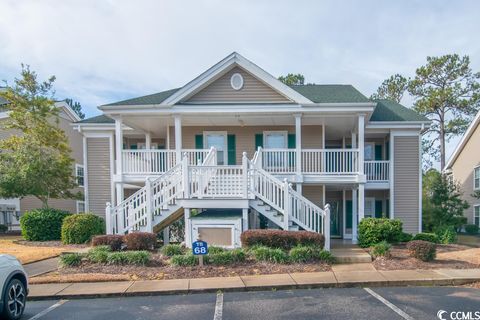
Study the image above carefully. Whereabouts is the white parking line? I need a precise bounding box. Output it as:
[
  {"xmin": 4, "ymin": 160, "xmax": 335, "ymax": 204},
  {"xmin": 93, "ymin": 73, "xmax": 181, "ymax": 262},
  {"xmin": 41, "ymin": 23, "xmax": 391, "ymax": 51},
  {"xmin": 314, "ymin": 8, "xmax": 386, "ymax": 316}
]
[
  {"xmin": 364, "ymin": 288, "xmax": 415, "ymax": 320},
  {"xmin": 28, "ymin": 299, "xmax": 68, "ymax": 320},
  {"xmin": 213, "ymin": 292, "xmax": 223, "ymax": 320}
]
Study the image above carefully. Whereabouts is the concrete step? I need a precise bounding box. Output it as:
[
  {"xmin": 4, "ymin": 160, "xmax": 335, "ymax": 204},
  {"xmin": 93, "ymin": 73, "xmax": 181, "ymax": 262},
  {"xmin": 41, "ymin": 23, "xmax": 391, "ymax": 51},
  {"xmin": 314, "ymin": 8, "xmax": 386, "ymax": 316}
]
[{"xmin": 331, "ymin": 248, "xmax": 372, "ymax": 264}]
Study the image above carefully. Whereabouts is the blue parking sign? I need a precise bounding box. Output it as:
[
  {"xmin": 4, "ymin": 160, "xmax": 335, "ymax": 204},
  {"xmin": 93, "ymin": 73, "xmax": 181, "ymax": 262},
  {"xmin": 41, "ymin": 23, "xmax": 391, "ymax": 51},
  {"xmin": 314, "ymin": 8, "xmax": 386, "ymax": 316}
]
[{"xmin": 192, "ymin": 240, "xmax": 208, "ymax": 255}]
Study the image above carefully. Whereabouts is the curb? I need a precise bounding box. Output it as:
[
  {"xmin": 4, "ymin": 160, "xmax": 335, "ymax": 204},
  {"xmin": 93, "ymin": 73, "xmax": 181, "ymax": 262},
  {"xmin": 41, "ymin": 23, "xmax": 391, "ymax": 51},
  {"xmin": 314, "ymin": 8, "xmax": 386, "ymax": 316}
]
[{"xmin": 27, "ymin": 277, "xmax": 479, "ymax": 301}]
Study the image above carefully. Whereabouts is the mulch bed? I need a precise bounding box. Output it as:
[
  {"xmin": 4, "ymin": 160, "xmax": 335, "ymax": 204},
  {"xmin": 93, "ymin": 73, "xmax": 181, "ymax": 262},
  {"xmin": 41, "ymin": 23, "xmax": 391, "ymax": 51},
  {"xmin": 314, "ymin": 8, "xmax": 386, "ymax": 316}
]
[
  {"xmin": 372, "ymin": 243, "xmax": 480, "ymax": 271},
  {"xmin": 55, "ymin": 253, "xmax": 331, "ymax": 281}
]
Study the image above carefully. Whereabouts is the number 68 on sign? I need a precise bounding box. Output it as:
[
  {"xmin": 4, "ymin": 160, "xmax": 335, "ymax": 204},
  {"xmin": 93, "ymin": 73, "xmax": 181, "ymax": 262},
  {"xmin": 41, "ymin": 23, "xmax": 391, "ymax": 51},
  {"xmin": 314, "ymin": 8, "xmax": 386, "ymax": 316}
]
[{"xmin": 192, "ymin": 240, "xmax": 208, "ymax": 255}]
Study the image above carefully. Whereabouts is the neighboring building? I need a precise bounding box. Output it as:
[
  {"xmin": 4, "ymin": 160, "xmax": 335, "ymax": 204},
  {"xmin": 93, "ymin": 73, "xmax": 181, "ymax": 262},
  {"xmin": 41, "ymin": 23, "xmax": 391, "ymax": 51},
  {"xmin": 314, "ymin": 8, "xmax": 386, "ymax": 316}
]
[
  {"xmin": 0, "ymin": 96, "xmax": 84, "ymax": 230},
  {"xmin": 444, "ymin": 111, "xmax": 480, "ymax": 228},
  {"xmin": 74, "ymin": 52, "xmax": 429, "ymax": 249}
]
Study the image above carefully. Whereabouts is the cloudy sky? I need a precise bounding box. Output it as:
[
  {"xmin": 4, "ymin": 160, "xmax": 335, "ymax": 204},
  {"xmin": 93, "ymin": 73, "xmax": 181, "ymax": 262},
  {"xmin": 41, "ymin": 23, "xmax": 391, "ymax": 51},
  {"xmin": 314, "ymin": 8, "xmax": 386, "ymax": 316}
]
[{"xmin": 1, "ymin": 0, "xmax": 480, "ymax": 159}]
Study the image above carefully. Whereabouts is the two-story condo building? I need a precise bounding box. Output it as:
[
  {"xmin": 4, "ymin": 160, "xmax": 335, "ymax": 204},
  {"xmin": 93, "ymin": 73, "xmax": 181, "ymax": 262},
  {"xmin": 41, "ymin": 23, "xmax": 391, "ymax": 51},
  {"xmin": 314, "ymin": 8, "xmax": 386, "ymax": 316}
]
[{"xmin": 74, "ymin": 53, "xmax": 429, "ymax": 249}]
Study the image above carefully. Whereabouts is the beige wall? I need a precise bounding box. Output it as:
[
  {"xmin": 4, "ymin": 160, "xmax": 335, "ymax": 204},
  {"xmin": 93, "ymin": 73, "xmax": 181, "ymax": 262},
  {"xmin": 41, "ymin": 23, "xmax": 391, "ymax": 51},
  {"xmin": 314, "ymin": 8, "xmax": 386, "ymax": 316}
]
[
  {"xmin": 186, "ymin": 66, "xmax": 291, "ymax": 103},
  {"xmin": 451, "ymin": 123, "xmax": 480, "ymax": 224},
  {"xmin": 302, "ymin": 185, "xmax": 324, "ymax": 207},
  {"xmin": 86, "ymin": 137, "xmax": 112, "ymax": 217},
  {"xmin": 393, "ymin": 135, "xmax": 420, "ymax": 234},
  {"xmin": 169, "ymin": 125, "xmax": 323, "ymax": 164}
]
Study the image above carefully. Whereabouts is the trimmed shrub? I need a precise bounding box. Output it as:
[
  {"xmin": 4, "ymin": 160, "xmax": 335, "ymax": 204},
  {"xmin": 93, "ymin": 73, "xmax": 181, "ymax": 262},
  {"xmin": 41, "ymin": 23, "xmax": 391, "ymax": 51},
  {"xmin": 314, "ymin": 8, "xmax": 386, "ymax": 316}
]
[
  {"xmin": 207, "ymin": 249, "xmax": 246, "ymax": 265},
  {"xmin": 289, "ymin": 245, "xmax": 321, "ymax": 263},
  {"xmin": 208, "ymin": 246, "xmax": 227, "ymax": 255},
  {"xmin": 412, "ymin": 232, "xmax": 439, "ymax": 243},
  {"xmin": 171, "ymin": 254, "xmax": 197, "ymax": 266},
  {"xmin": 161, "ymin": 244, "xmax": 185, "ymax": 257},
  {"xmin": 124, "ymin": 232, "xmax": 157, "ymax": 250},
  {"xmin": 60, "ymin": 253, "xmax": 83, "ymax": 267},
  {"xmin": 371, "ymin": 241, "xmax": 391, "ymax": 259},
  {"xmin": 91, "ymin": 235, "xmax": 124, "ymax": 251},
  {"xmin": 20, "ymin": 209, "xmax": 71, "ymax": 241},
  {"xmin": 406, "ymin": 240, "xmax": 436, "ymax": 262},
  {"xmin": 398, "ymin": 232, "xmax": 413, "ymax": 243},
  {"xmin": 0, "ymin": 224, "xmax": 7, "ymax": 233},
  {"xmin": 317, "ymin": 250, "xmax": 335, "ymax": 263},
  {"xmin": 105, "ymin": 251, "xmax": 151, "ymax": 265},
  {"xmin": 87, "ymin": 246, "xmax": 111, "ymax": 264},
  {"xmin": 434, "ymin": 225, "xmax": 457, "ymax": 244},
  {"xmin": 465, "ymin": 224, "xmax": 479, "ymax": 235},
  {"xmin": 61, "ymin": 213, "xmax": 105, "ymax": 244},
  {"xmin": 358, "ymin": 218, "xmax": 403, "ymax": 248},
  {"xmin": 241, "ymin": 230, "xmax": 325, "ymax": 250},
  {"xmin": 252, "ymin": 246, "xmax": 289, "ymax": 264}
]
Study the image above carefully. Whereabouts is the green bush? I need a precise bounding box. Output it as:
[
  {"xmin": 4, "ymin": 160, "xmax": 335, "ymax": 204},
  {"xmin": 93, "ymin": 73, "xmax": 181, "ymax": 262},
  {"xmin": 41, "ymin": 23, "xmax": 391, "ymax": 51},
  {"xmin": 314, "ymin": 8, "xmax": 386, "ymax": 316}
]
[
  {"xmin": 207, "ymin": 249, "xmax": 246, "ymax": 265},
  {"xmin": 412, "ymin": 232, "xmax": 439, "ymax": 243},
  {"xmin": 289, "ymin": 245, "xmax": 320, "ymax": 263},
  {"xmin": 358, "ymin": 218, "xmax": 403, "ymax": 248},
  {"xmin": 0, "ymin": 224, "xmax": 7, "ymax": 233},
  {"xmin": 406, "ymin": 240, "xmax": 436, "ymax": 262},
  {"xmin": 371, "ymin": 241, "xmax": 391, "ymax": 259},
  {"xmin": 398, "ymin": 232, "xmax": 413, "ymax": 242},
  {"xmin": 252, "ymin": 246, "xmax": 289, "ymax": 264},
  {"xmin": 60, "ymin": 253, "xmax": 83, "ymax": 267},
  {"xmin": 434, "ymin": 225, "xmax": 457, "ymax": 244},
  {"xmin": 208, "ymin": 246, "xmax": 227, "ymax": 254},
  {"xmin": 241, "ymin": 230, "xmax": 325, "ymax": 250},
  {"xmin": 317, "ymin": 250, "xmax": 335, "ymax": 263},
  {"xmin": 20, "ymin": 209, "xmax": 71, "ymax": 241},
  {"xmin": 61, "ymin": 213, "xmax": 105, "ymax": 244},
  {"xmin": 171, "ymin": 254, "xmax": 197, "ymax": 266},
  {"xmin": 465, "ymin": 224, "xmax": 479, "ymax": 235},
  {"xmin": 161, "ymin": 244, "xmax": 185, "ymax": 257},
  {"xmin": 87, "ymin": 246, "xmax": 111, "ymax": 264},
  {"xmin": 105, "ymin": 251, "xmax": 150, "ymax": 265}
]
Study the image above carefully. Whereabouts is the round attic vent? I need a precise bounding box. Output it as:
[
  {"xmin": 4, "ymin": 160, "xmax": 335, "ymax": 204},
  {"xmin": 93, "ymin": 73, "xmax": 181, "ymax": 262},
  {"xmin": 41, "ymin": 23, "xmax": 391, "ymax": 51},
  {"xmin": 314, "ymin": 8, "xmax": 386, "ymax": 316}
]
[{"xmin": 230, "ymin": 73, "xmax": 244, "ymax": 90}]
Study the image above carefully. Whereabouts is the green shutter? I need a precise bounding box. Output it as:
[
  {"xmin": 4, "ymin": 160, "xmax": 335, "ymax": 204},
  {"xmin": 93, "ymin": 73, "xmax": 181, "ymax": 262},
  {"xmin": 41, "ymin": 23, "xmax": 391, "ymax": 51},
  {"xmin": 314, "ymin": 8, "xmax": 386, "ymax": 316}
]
[
  {"xmin": 375, "ymin": 145, "xmax": 382, "ymax": 161},
  {"xmin": 346, "ymin": 200, "xmax": 353, "ymax": 229},
  {"xmin": 195, "ymin": 134, "xmax": 204, "ymax": 149},
  {"xmin": 287, "ymin": 134, "xmax": 296, "ymax": 149},
  {"xmin": 385, "ymin": 141, "xmax": 390, "ymax": 160},
  {"xmin": 130, "ymin": 144, "xmax": 137, "ymax": 150},
  {"xmin": 227, "ymin": 134, "xmax": 236, "ymax": 165},
  {"xmin": 375, "ymin": 200, "xmax": 383, "ymax": 218},
  {"xmin": 255, "ymin": 134, "xmax": 263, "ymax": 150}
]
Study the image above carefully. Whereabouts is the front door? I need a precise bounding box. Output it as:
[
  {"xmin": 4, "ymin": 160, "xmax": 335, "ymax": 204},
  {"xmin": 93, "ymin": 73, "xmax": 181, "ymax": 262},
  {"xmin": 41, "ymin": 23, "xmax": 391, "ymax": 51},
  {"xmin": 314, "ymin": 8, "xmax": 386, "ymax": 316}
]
[
  {"xmin": 329, "ymin": 201, "xmax": 341, "ymax": 238},
  {"xmin": 204, "ymin": 132, "xmax": 227, "ymax": 165}
]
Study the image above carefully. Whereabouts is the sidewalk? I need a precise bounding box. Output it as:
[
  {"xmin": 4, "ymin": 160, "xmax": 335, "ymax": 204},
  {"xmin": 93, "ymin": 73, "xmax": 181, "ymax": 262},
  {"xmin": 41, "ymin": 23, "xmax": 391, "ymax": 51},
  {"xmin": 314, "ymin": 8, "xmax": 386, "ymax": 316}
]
[
  {"xmin": 24, "ymin": 247, "xmax": 89, "ymax": 277},
  {"xmin": 28, "ymin": 264, "xmax": 480, "ymax": 300}
]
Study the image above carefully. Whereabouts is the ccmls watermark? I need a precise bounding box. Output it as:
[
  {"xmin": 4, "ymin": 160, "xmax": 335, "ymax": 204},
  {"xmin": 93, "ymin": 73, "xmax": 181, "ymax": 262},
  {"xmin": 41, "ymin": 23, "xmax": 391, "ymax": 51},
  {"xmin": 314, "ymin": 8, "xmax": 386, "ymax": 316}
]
[{"xmin": 437, "ymin": 310, "xmax": 480, "ymax": 320}]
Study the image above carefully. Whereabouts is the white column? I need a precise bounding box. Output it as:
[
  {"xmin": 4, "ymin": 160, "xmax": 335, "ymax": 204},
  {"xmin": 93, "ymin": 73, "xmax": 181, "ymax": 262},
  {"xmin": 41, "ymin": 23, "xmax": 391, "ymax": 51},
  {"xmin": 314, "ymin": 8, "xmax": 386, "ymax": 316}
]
[
  {"xmin": 145, "ymin": 132, "xmax": 151, "ymax": 149},
  {"xmin": 184, "ymin": 208, "xmax": 191, "ymax": 247},
  {"xmin": 296, "ymin": 183, "xmax": 302, "ymax": 195},
  {"xmin": 352, "ymin": 188, "xmax": 358, "ymax": 242},
  {"xmin": 115, "ymin": 183, "xmax": 124, "ymax": 207},
  {"xmin": 358, "ymin": 183, "xmax": 365, "ymax": 221},
  {"xmin": 342, "ymin": 189, "xmax": 346, "ymax": 238},
  {"xmin": 163, "ymin": 227, "xmax": 170, "ymax": 245},
  {"xmin": 174, "ymin": 115, "xmax": 182, "ymax": 163},
  {"xmin": 166, "ymin": 125, "xmax": 170, "ymax": 149},
  {"xmin": 115, "ymin": 117, "xmax": 123, "ymax": 176},
  {"xmin": 242, "ymin": 208, "xmax": 249, "ymax": 231},
  {"xmin": 358, "ymin": 114, "xmax": 365, "ymax": 174},
  {"xmin": 145, "ymin": 178, "xmax": 153, "ymax": 232},
  {"xmin": 294, "ymin": 114, "xmax": 302, "ymax": 175}
]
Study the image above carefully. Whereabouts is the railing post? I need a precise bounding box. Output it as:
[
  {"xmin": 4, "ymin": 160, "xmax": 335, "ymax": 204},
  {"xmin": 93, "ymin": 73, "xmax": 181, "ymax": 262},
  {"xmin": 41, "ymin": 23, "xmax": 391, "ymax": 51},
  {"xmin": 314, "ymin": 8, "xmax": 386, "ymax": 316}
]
[
  {"xmin": 182, "ymin": 154, "xmax": 189, "ymax": 199},
  {"xmin": 128, "ymin": 202, "xmax": 134, "ymax": 233},
  {"xmin": 283, "ymin": 178, "xmax": 290, "ymax": 231},
  {"xmin": 105, "ymin": 202, "xmax": 113, "ymax": 234},
  {"xmin": 324, "ymin": 204, "xmax": 331, "ymax": 251},
  {"xmin": 242, "ymin": 152, "xmax": 249, "ymax": 199},
  {"xmin": 145, "ymin": 178, "xmax": 153, "ymax": 232},
  {"xmin": 257, "ymin": 147, "xmax": 263, "ymax": 168}
]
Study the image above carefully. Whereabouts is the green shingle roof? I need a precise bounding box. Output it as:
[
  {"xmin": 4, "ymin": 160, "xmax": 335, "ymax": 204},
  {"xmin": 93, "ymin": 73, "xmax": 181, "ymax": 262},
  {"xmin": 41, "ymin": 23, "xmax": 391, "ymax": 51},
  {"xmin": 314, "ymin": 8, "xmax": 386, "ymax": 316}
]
[
  {"xmin": 77, "ymin": 115, "xmax": 114, "ymax": 124},
  {"xmin": 371, "ymin": 99, "xmax": 428, "ymax": 122},
  {"xmin": 290, "ymin": 84, "xmax": 369, "ymax": 103},
  {"xmin": 0, "ymin": 96, "xmax": 8, "ymax": 106},
  {"xmin": 103, "ymin": 88, "xmax": 180, "ymax": 106}
]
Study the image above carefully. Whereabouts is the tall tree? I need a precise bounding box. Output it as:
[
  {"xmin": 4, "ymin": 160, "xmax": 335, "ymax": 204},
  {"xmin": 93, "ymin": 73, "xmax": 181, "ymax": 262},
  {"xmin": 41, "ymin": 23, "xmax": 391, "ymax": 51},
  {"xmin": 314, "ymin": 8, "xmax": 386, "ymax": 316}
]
[
  {"xmin": 0, "ymin": 65, "xmax": 81, "ymax": 208},
  {"xmin": 278, "ymin": 73, "xmax": 305, "ymax": 86},
  {"xmin": 409, "ymin": 54, "xmax": 480, "ymax": 169},
  {"xmin": 370, "ymin": 74, "xmax": 409, "ymax": 103},
  {"xmin": 65, "ymin": 98, "xmax": 85, "ymax": 119}
]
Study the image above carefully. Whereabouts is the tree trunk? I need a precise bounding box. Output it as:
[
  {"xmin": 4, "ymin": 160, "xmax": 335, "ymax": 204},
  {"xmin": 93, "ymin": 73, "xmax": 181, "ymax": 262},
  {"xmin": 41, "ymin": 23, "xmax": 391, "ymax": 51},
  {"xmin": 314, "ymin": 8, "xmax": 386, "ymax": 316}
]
[{"xmin": 439, "ymin": 111, "xmax": 446, "ymax": 170}]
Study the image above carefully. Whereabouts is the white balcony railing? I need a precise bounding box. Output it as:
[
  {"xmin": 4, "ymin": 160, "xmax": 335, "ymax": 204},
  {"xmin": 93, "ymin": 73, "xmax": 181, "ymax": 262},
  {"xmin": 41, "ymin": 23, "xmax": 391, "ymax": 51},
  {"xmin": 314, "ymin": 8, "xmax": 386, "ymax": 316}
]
[
  {"xmin": 261, "ymin": 149, "xmax": 296, "ymax": 174},
  {"xmin": 122, "ymin": 149, "xmax": 210, "ymax": 174},
  {"xmin": 364, "ymin": 160, "xmax": 390, "ymax": 182},
  {"xmin": 301, "ymin": 149, "xmax": 359, "ymax": 174}
]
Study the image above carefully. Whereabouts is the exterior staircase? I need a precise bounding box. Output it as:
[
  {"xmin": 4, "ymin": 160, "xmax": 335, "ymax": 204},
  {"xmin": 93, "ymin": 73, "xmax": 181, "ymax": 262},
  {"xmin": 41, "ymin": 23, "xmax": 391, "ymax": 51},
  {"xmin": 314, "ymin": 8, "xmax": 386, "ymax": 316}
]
[{"xmin": 106, "ymin": 148, "xmax": 331, "ymax": 250}]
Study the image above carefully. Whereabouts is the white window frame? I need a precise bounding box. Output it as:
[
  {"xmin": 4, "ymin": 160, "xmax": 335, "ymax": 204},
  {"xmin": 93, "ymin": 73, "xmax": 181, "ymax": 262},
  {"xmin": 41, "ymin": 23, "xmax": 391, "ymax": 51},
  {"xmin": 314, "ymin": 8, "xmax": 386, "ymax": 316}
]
[
  {"xmin": 76, "ymin": 200, "xmax": 86, "ymax": 214},
  {"xmin": 138, "ymin": 142, "xmax": 159, "ymax": 150},
  {"xmin": 474, "ymin": 205, "xmax": 480, "ymax": 227},
  {"xmin": 263, "ymin": 131, "xmax": 288, "ymax": 149},
  {"xmin": 75, "ymin": 164, "xmax": 84, "ymax": 187},
  {"xmin": 474, "ymin": 166, "xmax": 480, "ymax": 190},
  {"xmin": 364, "ymin": 197, "xmax": 375, "ymax": 218},
  {"xmin": 203, "ymin": 131, "xmax": 228, "ymax": 165},
  {"xmin": 364, "ymin": 142, "xmax": 375, "ymax": 161}
]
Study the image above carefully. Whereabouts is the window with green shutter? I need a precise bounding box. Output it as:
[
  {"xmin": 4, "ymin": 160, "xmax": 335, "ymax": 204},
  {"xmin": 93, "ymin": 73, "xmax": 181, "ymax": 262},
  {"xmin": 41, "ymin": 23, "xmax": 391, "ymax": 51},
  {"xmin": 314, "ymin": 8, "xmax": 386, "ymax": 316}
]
[
  {"xmin": 385, "ymin": 141, "xmax": 390, "ymax": 160},
  {"xmin": 346, "ymin": 200, "xmax": 353, "ymax": 229},
  {"xmin": 195, "ymin": 134, "xmax": 204, "ymax": 149},
  {"xmin": 255, "ymin": 134, "xmax": 263, "ymax": 150},
  {"xmin": 227, "ymin": 134, "xmax": 236, "ymax": 165},
  {"xmin": 375, "ymin": 200, "xmax": 383, "ymax": 218},
  {"xmin": 375, "ymin": 145, "xmax": 382, "ymax": 161}
]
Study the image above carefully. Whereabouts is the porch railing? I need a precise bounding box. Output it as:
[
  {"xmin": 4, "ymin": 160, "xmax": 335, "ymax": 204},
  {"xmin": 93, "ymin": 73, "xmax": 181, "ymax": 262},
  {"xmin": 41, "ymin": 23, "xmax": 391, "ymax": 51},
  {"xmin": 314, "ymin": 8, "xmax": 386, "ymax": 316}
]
[{"xmin": 364, "ymin": 160, "xmax": 390, "ymax": 182}]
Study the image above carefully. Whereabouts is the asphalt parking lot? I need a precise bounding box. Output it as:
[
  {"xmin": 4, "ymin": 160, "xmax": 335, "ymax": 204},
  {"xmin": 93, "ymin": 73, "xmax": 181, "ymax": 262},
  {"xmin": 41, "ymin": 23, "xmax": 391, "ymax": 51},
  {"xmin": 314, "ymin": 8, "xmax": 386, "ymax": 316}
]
[{"xmin": 21, "ymin": 286, "xmax": 480, "ymax": 320}]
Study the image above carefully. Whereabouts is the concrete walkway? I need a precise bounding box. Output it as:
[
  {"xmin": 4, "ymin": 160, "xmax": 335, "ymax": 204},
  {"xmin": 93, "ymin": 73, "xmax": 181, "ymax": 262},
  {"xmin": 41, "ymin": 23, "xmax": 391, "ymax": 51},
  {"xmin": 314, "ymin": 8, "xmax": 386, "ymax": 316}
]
[
  {"xmin": 28, "ymin": 265, "xmax": 480, "ymax": 300},
  {"xmin": 24, "ymin": 257, "xmax": 59, "ymax": 277}
]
